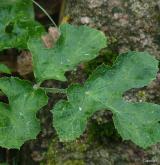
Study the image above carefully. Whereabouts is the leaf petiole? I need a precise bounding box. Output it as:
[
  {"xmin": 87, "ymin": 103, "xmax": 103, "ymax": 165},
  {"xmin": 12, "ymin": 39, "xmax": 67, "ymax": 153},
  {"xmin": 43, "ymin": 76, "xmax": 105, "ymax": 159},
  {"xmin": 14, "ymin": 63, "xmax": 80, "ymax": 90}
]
[{"xmin": 40, "ymin": 87, "xmax": 67, "ymax": 94}]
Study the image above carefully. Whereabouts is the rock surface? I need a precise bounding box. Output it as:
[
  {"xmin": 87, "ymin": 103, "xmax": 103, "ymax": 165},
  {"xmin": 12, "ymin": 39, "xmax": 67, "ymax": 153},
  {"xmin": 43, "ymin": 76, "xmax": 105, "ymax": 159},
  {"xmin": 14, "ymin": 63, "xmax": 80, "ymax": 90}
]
[{"xmin": 62, "ymin": 0, "xmax": 160, "ymax": 59}]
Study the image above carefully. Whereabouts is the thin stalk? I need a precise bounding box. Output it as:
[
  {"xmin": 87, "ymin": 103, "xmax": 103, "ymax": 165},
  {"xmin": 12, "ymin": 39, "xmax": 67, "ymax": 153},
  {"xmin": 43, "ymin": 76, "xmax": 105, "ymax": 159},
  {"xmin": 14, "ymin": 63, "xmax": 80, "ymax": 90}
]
[
  {"xmin": 33, "ymin": 82, "xmax": 42, "ymax": 89},
  {"xmin": 32, "ymin": 0, "xmax": 59, "ymax": 29},
  {"xmin": 40, "ymin": 87, "xmax": 67, "ymax": 94}
]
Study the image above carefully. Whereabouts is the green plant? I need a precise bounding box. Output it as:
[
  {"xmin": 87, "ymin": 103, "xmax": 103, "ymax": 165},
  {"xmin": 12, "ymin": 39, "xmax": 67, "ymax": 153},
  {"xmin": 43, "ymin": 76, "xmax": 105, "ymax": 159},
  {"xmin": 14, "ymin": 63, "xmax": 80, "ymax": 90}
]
[
  {"xmin": 0, "ymin": 0, "xmax": 44, "ymax": 50},
  {"xmin": 0, "ymin": 0, "xmax": 159, "ymax": 149},
  {"xmin": 0, "ymin": 64, "xmax": 11, "ymax": 74}
]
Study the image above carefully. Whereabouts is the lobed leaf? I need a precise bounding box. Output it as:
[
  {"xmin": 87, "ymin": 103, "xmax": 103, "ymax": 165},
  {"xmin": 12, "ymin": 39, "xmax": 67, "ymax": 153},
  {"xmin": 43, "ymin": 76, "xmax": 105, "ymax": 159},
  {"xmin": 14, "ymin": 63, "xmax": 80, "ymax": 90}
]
[
  {"xmin": 0, "ymin": 0, "xmax": 44, "ymax": 51},
  {"xmin": 0, "ymin": 77, "xmax": 48, "ymax": 149},
  {"xmin": 28, "ymin": 23, "xmax": 107, "ymax": 82},
  {"xmin": 52, "ymin": 51, "xmax": 160, "ymax": 148}
]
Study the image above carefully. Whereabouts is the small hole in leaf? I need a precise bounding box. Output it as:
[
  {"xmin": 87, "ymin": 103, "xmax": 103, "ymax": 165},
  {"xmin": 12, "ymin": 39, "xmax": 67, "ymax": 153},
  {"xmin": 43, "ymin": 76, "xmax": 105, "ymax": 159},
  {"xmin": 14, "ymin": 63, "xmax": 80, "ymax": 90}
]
[{"xmin": 5, "ymin": 22, "xmax": 14, "ymax": 34}]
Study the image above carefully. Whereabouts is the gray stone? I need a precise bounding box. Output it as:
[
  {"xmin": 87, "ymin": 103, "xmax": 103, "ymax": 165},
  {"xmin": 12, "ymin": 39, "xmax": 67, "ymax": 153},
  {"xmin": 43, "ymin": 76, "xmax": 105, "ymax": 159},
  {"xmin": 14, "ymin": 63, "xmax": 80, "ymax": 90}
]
[{"xmin": 63, "ymin": 0, "xmax": 160, "ymax": 59}]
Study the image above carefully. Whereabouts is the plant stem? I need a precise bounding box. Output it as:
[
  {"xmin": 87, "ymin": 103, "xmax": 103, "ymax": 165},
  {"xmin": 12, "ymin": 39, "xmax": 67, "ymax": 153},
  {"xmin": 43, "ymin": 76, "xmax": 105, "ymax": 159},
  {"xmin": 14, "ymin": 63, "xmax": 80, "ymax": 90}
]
[
  {"xmin": 40, "ymin": 87, "xmax": 67, "ymax": 94},
  {"xmin": 32, "ymin": 0, "xmax": 59, "ymax": 29},
  {"xmin": 33, "ymin": 82, "xmax": 41, "ymax": 89}
]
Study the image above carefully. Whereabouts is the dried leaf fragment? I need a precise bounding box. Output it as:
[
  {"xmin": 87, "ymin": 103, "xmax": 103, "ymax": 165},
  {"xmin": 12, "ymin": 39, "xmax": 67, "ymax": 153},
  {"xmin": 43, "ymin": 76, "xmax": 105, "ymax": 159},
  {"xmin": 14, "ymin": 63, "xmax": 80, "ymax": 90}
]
[
  {"xmin": 41, "ymin": 27, "xmax": 60, "ymax": 48},
  {"xmin": 17, "ymin": 51, "xmax": 33, "ymax": 76}
]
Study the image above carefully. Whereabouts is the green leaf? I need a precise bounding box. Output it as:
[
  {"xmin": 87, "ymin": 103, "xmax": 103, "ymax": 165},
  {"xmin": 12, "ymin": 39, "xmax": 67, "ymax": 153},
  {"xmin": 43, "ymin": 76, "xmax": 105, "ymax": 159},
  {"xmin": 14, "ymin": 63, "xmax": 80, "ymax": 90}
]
[
  {"xmin": 52, "ymin": 51, "xmax": 160, "ymax": 148},
  {"xmin": 0, "ymin": 0, "xmax": 20, "ymax": 7},
  {"xmin": 28, "ymin": 23, "xmax": 107, "ymax": 82},
  {"xmin": 0, "ymin": 0, "xmax": 44, "ymax": 51},
  {"xmin": 0, "ymin": 163, "xmax": 8, "ymax": 165},
  {"xmin": 0, "ymin": 77, "xmax": 48, "ymax": 149},
  {"xmin": 0, "ymin": 64, "xmax": 11, "ymax": 74}
]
